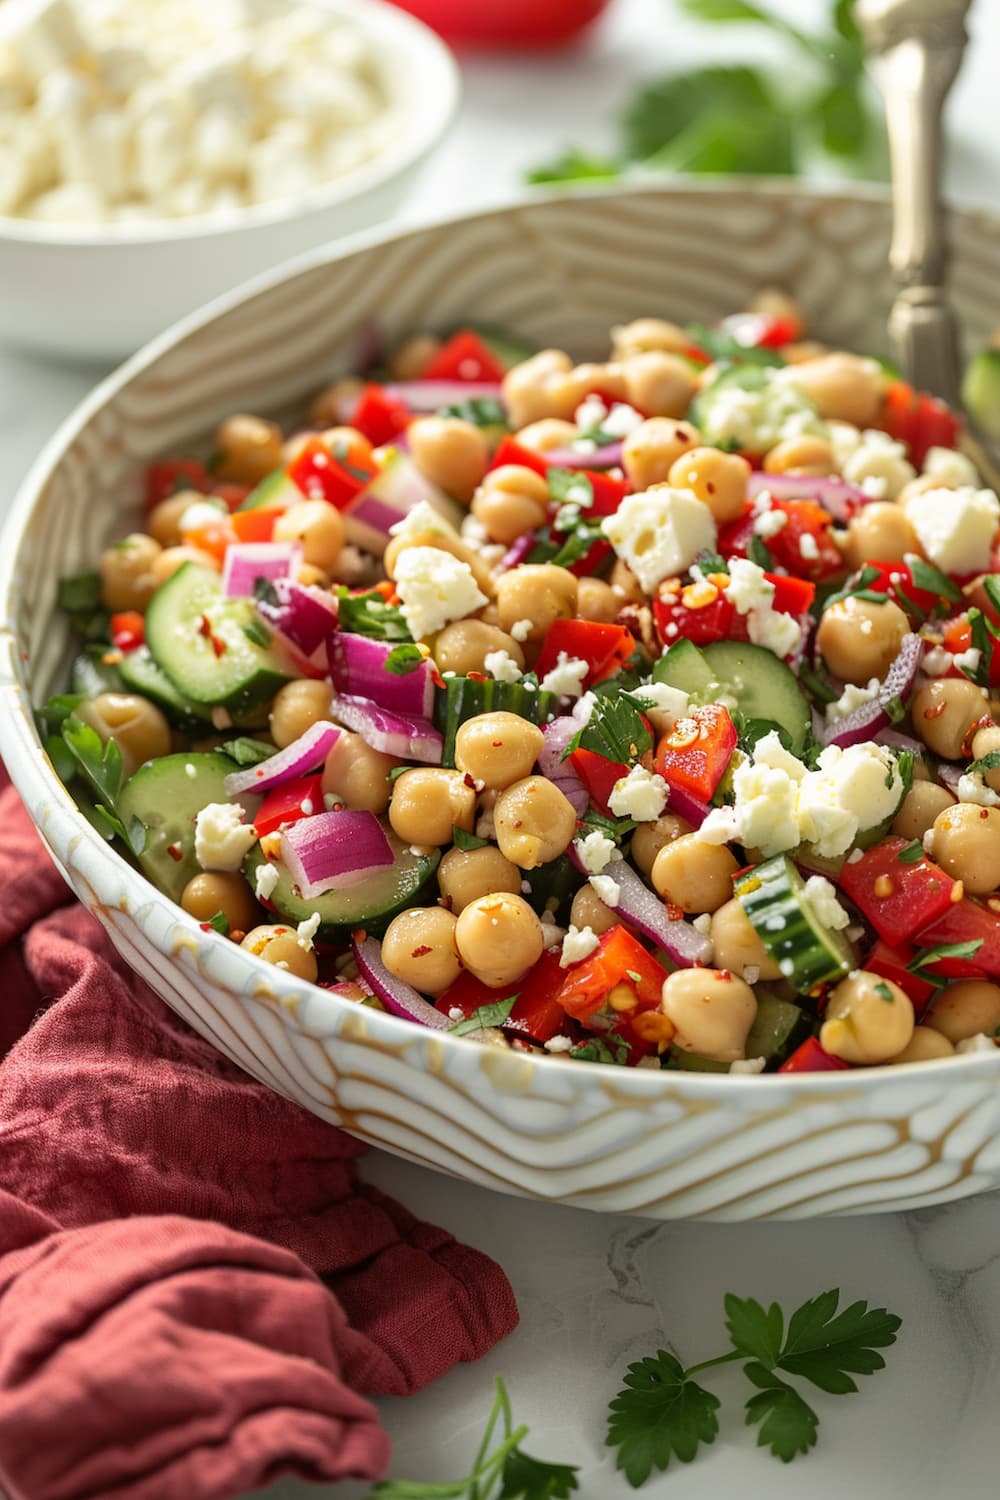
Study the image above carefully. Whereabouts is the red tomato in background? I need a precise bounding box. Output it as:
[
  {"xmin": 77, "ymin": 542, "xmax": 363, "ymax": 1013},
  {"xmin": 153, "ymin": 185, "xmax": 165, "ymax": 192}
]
[{"xmin": 387, "ymin": 0, "xmax": 609, "ymax": 47}]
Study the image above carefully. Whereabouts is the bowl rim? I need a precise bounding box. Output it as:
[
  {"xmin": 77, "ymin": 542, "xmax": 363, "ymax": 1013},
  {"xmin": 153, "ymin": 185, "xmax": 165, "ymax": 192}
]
[
  {"xmin": 4, "ymin": 175, "xmax": 1000, "ymax": 1098},
  {"xmin": 0, "ymin": 0, "xmax": 460, "ymax": 248}
]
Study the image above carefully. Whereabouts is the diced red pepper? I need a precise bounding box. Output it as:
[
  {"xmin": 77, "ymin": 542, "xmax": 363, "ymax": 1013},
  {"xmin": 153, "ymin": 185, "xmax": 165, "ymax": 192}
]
[
  {"xmin": 654, "ymin": 703, "xmax": 737, "ymax": 802},
  {"xmin": 144, "ymin": 458, "xmax": 209, "ymax": 508},
  {"xmin": 556, "ymin": 925, "xmax": 667, "ymax": 1025},
  {"xmin": 583, "ymin": 470, "xmax": 631, "ymax": 517},
  {"xmin": 939, "ymin": 614, "xmax": 1000, "ymax": 685},
  {"xmin": 765, "ymin": 500, "xmax": 844, "ymax": 582},
  {"xmin": 230, "ymin": 506, "xmax": 286, "ymax": 544},
  {"xmin": 110, "ymin": 611, "xmax": 145, "ymax": 652},
  {"xmin": 838, "ymin": 837, "xmax": 960, "ymax": 947},
  {"xmin": 534, "ymin": 619, "xmax": 636, "ymax": 688},
  {"xmin": 436, "ymin": 969, "xmax": 519, "ymax": 1022},
  {"xmin": 568, "ymin": 747, "xmax": 627, "ymax": 816},
  {"xmin": 351, "ymin": 383, "xmax": 413, "ymax": 447},
  {"xmin": 489, "ymin": 436, "xmax": 547, "ymax": 475},
  {"xmin": 717, "ymin": 504, "xmax": 756, "ymax": 561},
  {"xmin": 185, "ymin": 518, "xmax": 236, "ymax": 563},
  {"xmin": 505, "ymin": 951, "xmax": 569, "ymax": 1044},
  {"xmin": 254, "ymin": 774, "xmax": 325, "ymax": 839},
  {"xmin": 208, "ymin": 480, "xmax": 253, "ymax": 511},
  {"xmin": 778, "ymin": 1037, "xmax": 850, "ymax": 1074},
  {"xmin": 860, "ymin": 560, "xmax": 942, "ymax": 620},
  {"xmin": 420, "ymin": 329, "xmax": 507, "ymax": 384},
  {"xmin": 287, "ymin": 436, "xmax": 376, "ymax": 510},
  {"xmin": 879, "ymin": 380, "xmax": 961, "ymax": 468},
  {"xmin": 864, "ymin": 938, "xmax": 937, "ymax": 1017},
  {"xmin": 766, "ymin": 571, "xmax": 816, "ymax": 615},
  {"xmin": 654, "ymin": 589, "xmax": 737, "ymax": 649},
  {"xmin": 720, "ymin": 311, "xmax": 803, "ymax": 350},
  {"xmin": 914, "ymin": 897, "xmax": 1000, "ymax": 980}
]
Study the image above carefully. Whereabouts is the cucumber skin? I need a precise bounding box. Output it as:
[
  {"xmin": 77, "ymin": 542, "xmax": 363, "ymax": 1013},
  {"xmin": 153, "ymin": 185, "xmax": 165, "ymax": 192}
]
[
  {"xmin": 655, "ymin": 638, "xmax": 811, "ymax": 755},
  {"xmin": 118, "ymin": 752, "xmax": 238, "ymax": 905},
  {"xmin": 736, "ymin": 856, "xmax": 853, "ymax": 994},
  {"xmin": 118, "ymin": 647, "xmax": 213, "ymax": 732},
  {"xmin": 433, "ymin": 677, "xmax": 556, "ymax": 766},
  {"xmin": 244, "ymin": 843, "xmax": 440, "ymax": 940},
  {"xmin": 744, "ymin": 991, "xmax": 811, "ymax": 1066}
]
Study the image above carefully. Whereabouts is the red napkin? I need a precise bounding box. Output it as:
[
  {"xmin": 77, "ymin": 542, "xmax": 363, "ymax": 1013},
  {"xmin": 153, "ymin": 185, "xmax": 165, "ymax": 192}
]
[{"xmin": 0, "ymin": 774, "xmax": 518, "ymax": 1500}]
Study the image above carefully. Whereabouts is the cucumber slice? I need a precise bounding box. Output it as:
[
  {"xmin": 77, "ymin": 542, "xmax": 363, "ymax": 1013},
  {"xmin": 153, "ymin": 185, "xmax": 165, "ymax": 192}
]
[
  {"xmin": 653, "ymin": 638, "xmax": 716, "ymax": 698},
  {"xmin": 962, "ymin": 347, "xmax": 1000, "ymax": 441},
  {"xmin": 522, "ymin": 853, "xmax": 577, "ymax": 923},
  {"xmin": 736, "ymin": 855, "xmax": 853, "ymax": 993},
  {"xmin": 71, "ymin": 646, "xmax": 123, "ymax": 697},
  {"xmin": 744, "ymin": 990, "xmax": 811, "ymax": 1065},
  {"xmin": 701, "ymin": 641, "xmax": 811, "ymax": 754},
  {"xmin": 118, "ymin": 646, "xmax": 214, "ymax": 733},
  {"xmin": 118, "ymin": 751, "xmax": 237, "ymax": 903},
  {"xmin": 433, "ymin": 676, "xmax": 556, "ymax": 767},
  {"xmin": 665, "ymin": 1049, "xmax": 730, "ymax": 1074},
  {"xmin": 239, "ymin": 467, "xmax": 302, "ymax": 512},
  {"xmin": 145, "ymin": 563, "xmax": 300, "ymax": 712},
  {"xmin": 244, "ymin": 835, "xmax": 439, "ymax": 939}
]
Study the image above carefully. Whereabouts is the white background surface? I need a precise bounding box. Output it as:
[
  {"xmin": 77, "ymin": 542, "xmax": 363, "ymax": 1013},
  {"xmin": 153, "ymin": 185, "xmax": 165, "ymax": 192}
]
[{"xmin": 3, "ymin": 1, "xmax": 1000, "ymax": 1496}]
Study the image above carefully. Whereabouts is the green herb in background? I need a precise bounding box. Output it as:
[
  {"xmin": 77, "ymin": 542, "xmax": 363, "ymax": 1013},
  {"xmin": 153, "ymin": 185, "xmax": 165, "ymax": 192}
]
[{"xmin": 528, "ymin": 0, "xmax": 884, "ymax": 186}]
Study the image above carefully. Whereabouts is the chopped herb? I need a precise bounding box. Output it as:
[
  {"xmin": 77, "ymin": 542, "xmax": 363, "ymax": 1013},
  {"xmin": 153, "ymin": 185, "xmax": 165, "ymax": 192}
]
[
  {"xmin": 579, "ymin": 808, "xmax": 637, "ymax": 844},
  {"xmin": 548, "ymin": 518, "xmax": 606, "ymax": 569},
  {"xmin": 388, "ymin": 764, "xmax": 410, "ymax": 782},
  {"xmin": 883, "ymin": 695, "xmax": 905, "ymax": 725},
  {"xmin": 734, "ymin": 713, "xmax": 792, "ymax": 754},
  {"xmin": 38, "ymin": 692, "xmax": 86, "ymax": 730},
  {"xmin": 961, "ymin": 609, "xmax": 999, "ymax": 685},
  {"xmin": 567, "ymin": 693, "xmax": 652, "ymax": 765},
  {"xmin": 693, "ymin": 549, "xmax": 729, "ymax": 576},
  {"xmin": 547, "ymin": 468, "xmax": 594, "ymax": 508},
  {"xmin": 873, "ymin": 981, "xmax": 894, "ymax": 1003},
  {"xmin": 206, "ymin": 910, "xmax": 230, "ymax": 936},
  {"xmin": 893, "ymin": 581, "xmax": 928, "ymax": 622},
  {"xmin": 903, "ymin": 553, "xmax": 963, "ymax": 604},
  {"xmin": 797, "ymin": 663, "xmax": 839, "ymax": 705},
  {"xmin": 241, "ymin": 618, "xmax": 273, "ymax": 648},
  {"xmin": 60, "ymin": 715, "xmax": 146, "ymax": 855},
  {"xmin": 908, "ymin": 939, "xmax": 984, "ymax": 974},
  {"xmin": 45, "ymin": 733, "xmax": 78, "ymax": 785},
  {"xmin": 336, "ymin": 587, "xmax": 411, "ymax": 642},
  {"xmin": 625, "ymin": 969, "xmax": 642, "ymax": 985},
  {"xmin": 453, "ymin": 826, "xmax": 489, "ymax": 851},
  {"xmin": 569, "ymin": 1032, "xmax": 631, "ymax": 1065},
  {"xmin": 896, "ymin": 841, "xmax": 925, "ymax": 864},
  {"xmin": 385, "ymin": 642, "xmax": 425, "ymax": 675},
  {"xmin": 686, "ymin": 322, "xmax": 786, "ymax": 367},
  {"xmin": 252, "ymin": 576, "xmax": 280, "ymax": 608},
  {"xmin": 821, "ymin": 564, "xmax": 882, "ymax": 615},
  {"xmin": 438, "ymin": 396, "xmax": 508, "ymax": 428},
  {"xmin": 449, "ymin": 994, "xmax": 519, "ymax": 1036},
  {"xmin": 970, "ymin": 750, "xmax": 1000, "ymax": 778},
  {"xmin": 748, "ymin": 534, "xmax": 776, "ymax": 570},
  {"xmin": 218, "ymin": 737, "xmax": 275, "ymax": 767},
  {"xmin": 982, "ymin": 575, "xmax": 1000, "ymax": 618},
  {"xmin": 57, "ymin": 572, "xmax": 102, "ymax": 614},
  {"xmin": 330, "ymin": 436, "xmax": 374, "ymax": 483}
]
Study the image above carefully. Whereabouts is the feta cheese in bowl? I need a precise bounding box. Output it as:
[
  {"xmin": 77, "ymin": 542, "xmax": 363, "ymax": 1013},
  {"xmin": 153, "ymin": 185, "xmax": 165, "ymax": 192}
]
[{"xmin": 0, "ymin": 0, "xmax": 459, "ymax": 357}]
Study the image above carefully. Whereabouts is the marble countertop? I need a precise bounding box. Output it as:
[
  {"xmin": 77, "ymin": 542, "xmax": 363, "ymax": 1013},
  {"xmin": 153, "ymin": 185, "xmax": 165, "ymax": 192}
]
[{"xmin": 2, "ymin": 1, "xmax": 1000, "ymax": 1495}]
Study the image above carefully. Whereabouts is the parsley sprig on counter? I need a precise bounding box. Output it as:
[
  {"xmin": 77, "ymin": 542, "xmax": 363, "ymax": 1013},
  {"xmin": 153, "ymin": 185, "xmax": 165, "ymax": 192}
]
[{"xmin": 368, "ymin": 1288, "xmax": 900, "ymax": 1495}]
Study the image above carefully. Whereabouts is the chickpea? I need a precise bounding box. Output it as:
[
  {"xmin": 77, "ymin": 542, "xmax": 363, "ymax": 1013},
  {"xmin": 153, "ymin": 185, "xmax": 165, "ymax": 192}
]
[
  {"xmin": 781, "ymin": 340, "xmax": 828, "ymax": 365},
  {"xmin": 494, "ymin": 776, "xmax": 577, "ymax": 869},
  {"xmin": 709, "ymin": 898, "xmax": 782, "ymax": 980},
  {"xmin": 897, "ymin": 473, "xmax": 949, "ymax": 505},
  {"xmin": 76, "ymin": 692, "xmax": 171, "ymax": 779},
  {"xmin": 622, "ymin": 351, "xmax": 697, "ymax": 418},
  {"xmin": 268, "ymin": 679, "xmax": 333, "ymax": 750},
  {"xmin": 650, "ymin": 835, "xmax": 739, "ymax": 914},
  {"xmin": 611, "ymin": 317, "xmax": 690, "ymax": 360},
  {"xmin": 320, "ymin": 427, "xmax": 375, "ymax": 469},
  {"xmin": 548, "ymin": 361, "xmax": 627, "ymax": 417},
  {"xmin": 455, "ymin": 712, "xmax": 544, "ymax": 790},
  {"xmin": 630, "ymin": 814, "xmax": 692, "ymax": 877},
  {"xmin": 910, "ymin": 678, "xmax": 991, "ymax": 760},
  {"xmin": 150, "ymin": 544, "xmax": 221, "ymax": 585},
  {"xmin": 495, "ymin": 564, "xmax": 577, "ymax": 642},
  {"xmin": 622, "ymin": 418, "xmax": 701, "ymax": 491},
  {"xmin": 667, "ymin": 447, "xmax": 750, "ymax": 525},
  {"xmin": 322, "ymin": 730, "xmax": 399, "ymax": 814},
  {"xmin": 514, "ymin": 418, "xmax": 579, "ymax": 453},
  {"xmin": 407, "ymin": 416, "xmax": 489, "ymax": 502},
  {"xmin": 383, "ymin": 530, "xmax": 493, "ymax": 596},
  {"xmin": 609, "ymin": 559, "xmax": 644, "ymax": 606},
  {"xmin": 433, "ymin": 619, "xmax": 525, "ymax": 677},
  {"xmin": 842, "ymin": 502, "xmax": 919, "ymax": 570},
  {"xmin": 454, "ymin": 892, "xmax": 544, "ymax": 988},
  {"xmin": 99, "ymin": 533, "xmax": 162, "ymax": 612},
  {"xmin": 240, "ymin": 924, "xmax": 318, "ymax": 983},
  {"xmin": 925, "ymin": 979, "xmax": 1000, "ymax": 1043},
  {"xmin": 181, "ymin": 871, "xmax": 258, "ymax": 934},
  {"xmin": 148, "ymin": 489, "xmax": 204, "ymax": 548},
  {"xmin": 214, "ymin": 413, "xmax": 284, "ymax": 485},
  {"xmin": 787, "ymin": 353, "xmax": 886, "ymax": 426},
  {"xmin": 929, "ymin": 803, "xmax": 1000, "ymax": 894},
  {"xmin": 892, "ymin": 781, "xmax": 955, "ymax": 841},
  {"xmin": 387, "ymin": 333, "xmax": 441, "ymax": 381},
  {"xmin": 576, "ymin": 578, "xmax": 620, "ymax": 623},
  {"xmin": 763, "ymin": 435, "xmax": 837, "ymax": 476},
  {"xmin": 389, "ymin": 767, "xmax": 476, "ymax": 846},
  {"xmin": 570, "ymin": 883, "xmax": 619, "ymax": 936},
  {"xmin": 297, "ymin": 563, "xmax": 329, "ymax": 589},
  {"xmin": 438, "ymin": 844, "xmax": 522, "ymax": 914},
  {"xmin": 661, "ymin": 968, "xmax": 757, "ymax": 1062},
  {"xmin": 471, "ymin": 465, "xmax": 550, "ymax": 544},
  {"xmin": 306, "ymin": 378, "xmax": 362, "ymax": 429},
  {"xmin": 273, "ymin": 500, "xmax": 345, "ymax": 571},
  {"xmin": 819, "ymin": 971, "xmax": 914, "ymax": 1064},
  {"xmin": 889, "ymin": 1026, "xmax": 956, "ymax": 1064},
  {"xmin": 381, "ymin": 907, "xmax": 461, "ymax": 995},
  {"xmin": 502, "ymin": 349, "xmax": 573, "ymax": 429},
  {"xmin": 815, "ymin": 595, "xmax": 909, "ymax": 685},
  {"xmin": 971, "ymin": 723, "xmax": 1000, "ymax": 792}
]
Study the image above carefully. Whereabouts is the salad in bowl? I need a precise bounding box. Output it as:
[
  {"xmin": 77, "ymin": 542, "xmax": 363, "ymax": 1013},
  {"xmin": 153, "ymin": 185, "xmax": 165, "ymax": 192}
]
[{"xmin": 42, "ymin": 298, "xmax": 1000, "ymax": 1080}]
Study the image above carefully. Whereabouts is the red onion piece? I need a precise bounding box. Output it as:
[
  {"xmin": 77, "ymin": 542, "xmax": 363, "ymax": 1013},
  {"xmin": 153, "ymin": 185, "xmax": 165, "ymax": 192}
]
[
  {"xmin": 818, "ymin": 634, "xmax": 923, "ymax": 748},
  {"xmin": 280, "ymin": 810, "xmax": 393, "ymax": 899},
  {"xmin": 343, "ymin": 449, "xmax": 455, "ymax": 552},
  {"xmin": 667, "ymin": 784, "xmax": 712, "ymax": 828},
  {"xmin": 539, "ymin": 717, "xmax": 589, "ymax": 816},
  {"xmin": 608, "ymin": 858, "xmax": 712, "ymax": 968},
  {"xmin": 353, "ymin": 936, "xmax": 452, "ymax": 1030},
  {"xmin": 499, "ymin": 532, "xmax": 537, "ymax": 572},
  {"xmin": 746, "ymin": 471, "xmax": 873, "ymax": 523},
  {"xmin": 224, "ymin": 721, "xmax": 341, "ymax": 799},
  {"xmin": 329, "ymin": 632, "xmax": 435, "ymax": 718},
  {"xmin": 543, "ymin": 442, "xmax": 624, "ymax": 471},
  {"xmin": 331, "ymin": 694, "xmax": 443, "ymax": 763},
  {"xmin": 255, "ymin": 578, "xmax": 338, "ymax": 654},
  {"xmin": 221, "ymin": 541, "xmax": 302, "ymax": 598},
  {"xmin": 937, "ymin": 762, "xmax": 964, "ymax": 794},
  {"xmin": 876, "ymin": 727, "xmax": 924, "ymax": 755},
  {"xmin": 379, "ymin": 380, "xmax": 504, "ymax": 412}
]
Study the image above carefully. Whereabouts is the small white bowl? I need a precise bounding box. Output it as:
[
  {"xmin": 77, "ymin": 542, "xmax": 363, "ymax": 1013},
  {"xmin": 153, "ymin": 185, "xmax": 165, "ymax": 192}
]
[{"xmin": 0, "ymin": 0, "xmax": 459, "ymax": 362}]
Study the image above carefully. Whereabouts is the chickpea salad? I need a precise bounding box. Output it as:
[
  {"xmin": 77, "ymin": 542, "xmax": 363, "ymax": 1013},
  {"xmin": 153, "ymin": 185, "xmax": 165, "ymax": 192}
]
[{"xmin": 42, "ymin": 305, "xmax": 1000, "ymax": 1075}]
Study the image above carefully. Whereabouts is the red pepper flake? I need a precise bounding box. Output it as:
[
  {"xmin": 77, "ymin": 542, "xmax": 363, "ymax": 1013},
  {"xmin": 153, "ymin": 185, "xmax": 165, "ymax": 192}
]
[
  {"xmin": 463, "ymin": 773, "xmax": 477, "ymax": 789},
  {"xmin": 411, "ymin": 945, "xmax": 433, "ymax": 958},
  {"xmin": 665, "ymin": 902, "xmax": 684, "ymax": 921},
  {"xmin": 198, "ymin": 614, "xmax": 212, "ymax": 637},
  {"xmin": 210, "ymin": 632, "xmax": 226, "ymax": 658},
  {"xmin": 467, "ymin": 670, "xmax": 488, "ymax": 683},
  {"xmin": 924, "ymin": 701, "xmax": 947, "ymax": 720},
  {"xmin": 166, "ymin": 842, "xmax": 183, "ymax": 862}
]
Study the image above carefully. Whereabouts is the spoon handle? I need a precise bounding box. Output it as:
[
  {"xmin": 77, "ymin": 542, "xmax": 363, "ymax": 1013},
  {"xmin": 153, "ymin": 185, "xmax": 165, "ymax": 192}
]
[{"xmin": 858, "ymin": 1, "xmax": 972, "ymax": 405}]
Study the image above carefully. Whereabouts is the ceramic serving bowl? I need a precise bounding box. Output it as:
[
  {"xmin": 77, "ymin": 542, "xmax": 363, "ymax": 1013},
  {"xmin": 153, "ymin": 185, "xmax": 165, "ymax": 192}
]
[
  {"xmin": 0, "ymin": 0, "xmax": 459, "ymax": 362},
  {"xmin": 4, "ymin": 181, "xmax": 1000, "ymax": 1222}
]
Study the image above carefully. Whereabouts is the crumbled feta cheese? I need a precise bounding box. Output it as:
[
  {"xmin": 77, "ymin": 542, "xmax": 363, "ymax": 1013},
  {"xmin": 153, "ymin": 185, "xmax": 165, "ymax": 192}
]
[
  {"xmin": 953, "ymin": 647, "xmax": 982, "ymax": 675},
  {"xmin": 540, "ymin": 920, "xmax": 566, "ymax": 950},
  {"xmin": 608, "ymin": 764, "xmax": 669, "ymax": 822},
  {"xmin": 729, "ymin": 1057, "xmax": 767, "ymax": 1075},
  {"xmin": 484, "ymin": 649, "xmax": 522, "ymax": 684},
  {"xmin": 692, "ymin": 913, "xmax": 713, "ymax": 936},
  {"xmin": 957, "ymin": 771, "xmax": 1000, "ymax": 807},
  {"xmin": 539, "ymin": 652, "xmax": 589, "ymax": 699},
  {"xmin": 742, "ymin": 964, "xmax": 760, "ymax": 985},
  {"xmin": 827, "ymin": 421, "xmax": 862, "ymax": 471},
  {"xmin": 560, "ymin": 924, "xmax": 600, "ymax": 967},
  {"xmin": 921, "ymin": 643, "xmax": 954, "ymax": 677},
  {"xmin": 902, "ymin": 486, "xmax": 1000, "ymax": 576},
  {"xmin": 589, "ymin": 873, "xmax": 621, "ymax": 908},
  {"xmin": 955, "ymin": 1033, "xmax": 998, "ymax": 1055},
  {"xmin": 799, "ymin": 532, "xmax": 820, "ymax": 561},
  {"xmin": 510, "ymin": 618, "xmax": 533, "ymax": 643},
  {"xmin": 634, "ymin": 681, "xmax": 689, "ymax": 728},
  {"xmin": 459, "ymin": 513, "xmax": 490, "ymax": 545},
  {"xmin": 296, "ymin": 912, "xmax": 321, "ymax": 949},
  {"xmin": 179, "ymin": 497, "xmax": 228, "ymax": 534},
  {"xmin": 699, "ymin": 367, "xmax": 825, "ymax": 453},
  {"xmin": 841, "ymin": 429, "xmax": 916, "ymax": 500},
  {"xmin": 753, "ymin": 507, "xmax": 788, "ymax": 539},
  {"xmin": 574, "ymin": 830, "xmax": 617, "ymax": 873},
  {"xmin": 825, "ymin": 677, "xmax": 880, "ymax": 723},
  {"xmin": 194, "ymin": 801, "xmax": 257, "ymax": 872},
  {"xmin": 254, "ymin": 861, "xmax": 280, "ymax": 902},
  {"xmin": 448, "ymin": 1006, "xmax": 465, "ymax": 1022},
  {"xmin": 724, "ymin": 559, "xmax": 803, "ymax": 660},
  {"xmin": 575, "ymin": 395, "xmax": 607, "ymax": 430},
  {"xmin": 923, "ymin": 445, "xmax": 979, "ymax": 488},
  {"xmin": 544, "ymin": 1034, "xmax": 575, "ymax": 1053},
  {"xmin": 389, "ymin": 500, "xmax": 458, "ymax": 542},
  {"xmin": 600, "ymin": 402, "xmax": 644, "ymax": 438},
  {"xmin": 601, "ymin": 486, "xmax": 717, "ymax": 593},
  {"xmin": 393, "ymin": 546, "xmax": 488, "ymax": 640},
  {"xmin": 803, "ymin": 875, "xmax": 851, "ymax": 932}
]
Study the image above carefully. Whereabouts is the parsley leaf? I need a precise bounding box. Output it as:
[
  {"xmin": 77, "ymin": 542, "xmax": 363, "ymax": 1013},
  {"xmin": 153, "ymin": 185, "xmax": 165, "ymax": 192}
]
[
  {"xmin": 969, "ymin": 750, "xmax": 1000, "ymax": 778},
  {"xmin": 903, "ymin": 552, "xmax": 963, "ymax": 604},
  {"xmin": 547, "ymin": 469, "xmax": 594, "ymax": 507},
  {"xmin": 549, "ymin": 518, "xmax": 606, "ymax": 569},
  {"xmin": 452, "ymin": 825, "xmax": 489, "ymax": 851},
  {"xmin": 385, "ymin": 643, "xmax": 425, "ymax": 675},
  {"xmin": 218, "ymin": 737, "xmax": 275, "ymax": 767},
  {"xmin": 896, "ymin": 840, "xmax": 925, "ymax": 864},
  {"xmin": 607, "ymin": 1350, "xmax": 721, "ymax": 1485},
  {"xmin": 775, "ymin": 1290, "xmax": 901, "ymax": 1394},
  {"xmin": 499, "ymin": 1448, "xmax": 580, "ymax": 1498},
  {"xmin": 525, "ymin": 147, "xmax": 621, "ymax": 185},
  {"xmin": 686, "ymin": 323, "xmax": 784, "ymax": 369},
  {"xmin": 449, "ymin": 995, "xmax": 518, "ymax": 1036},
  {"xmin": 569, "ymin": 1032, "xmax": 632, "ymax": 1066},
  {"xmin": 57, "ymin": 572, "xmax": 103, "ymax": 614},
  {"xmin": 336, "ymin": 587, "xmax": 411, "ymax": 641},
  {"xmin": 567, "ymin": 694, "xmax": 652, "ymax": 765},
  {"xmin": 205, "ymin": 910, "xmax": 230, "ymax": 936},
  {"xmin": 724, "ymin": 1294, "xmax": 784, "ymax": 1366},
  {"xmin": 908, "ymin": 939, "xmax": 984, "ymax": 974},
  {"xmin": 38, "ymin": 692, "xmax": 86, "ymax": 731},
  {"xmin": 439, "ymin": 396, "xmax": 508, "ymax": 428},
  {"xmin": 241, "ymin": 618, "xmax": 273, "ymax": 648},
  {"xmin": 578, "ymin": 808, "xmax": 636, "ymax": 844},
  {"xmin": 743, "ymin": 1365, "xmax": 819, "ymax": 1462},
  {"xmin": 61, "ymin": 715, "xmax": 146, "ymax": 855}
]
